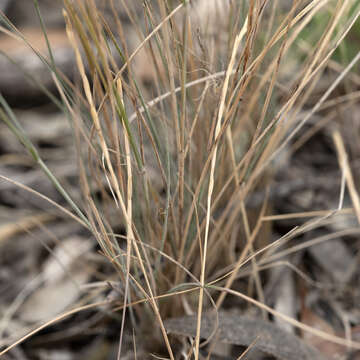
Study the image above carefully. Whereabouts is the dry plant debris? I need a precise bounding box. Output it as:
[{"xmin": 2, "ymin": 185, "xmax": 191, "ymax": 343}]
[{"xmin": 164, "ymin": 311, "xmax": 326, "ymax": 360}]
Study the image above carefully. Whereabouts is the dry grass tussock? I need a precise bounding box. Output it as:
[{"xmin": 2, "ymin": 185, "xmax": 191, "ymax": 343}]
[{"xmin": 1, "ymin": 0, "xmax": 360, "ymax": 358}]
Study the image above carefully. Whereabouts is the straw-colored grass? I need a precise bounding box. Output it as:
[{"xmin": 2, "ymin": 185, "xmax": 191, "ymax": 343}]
[{"xmin": 1, "ymin": 0, "xmax": 360, "ymax": 358}]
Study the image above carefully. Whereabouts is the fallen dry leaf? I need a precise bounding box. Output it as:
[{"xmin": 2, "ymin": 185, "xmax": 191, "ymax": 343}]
[{"xmin": 165, "ymin": 312, "xmax": 326, "ymax": 360}]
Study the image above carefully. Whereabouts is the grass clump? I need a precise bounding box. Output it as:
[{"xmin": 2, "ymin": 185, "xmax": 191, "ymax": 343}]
[{"xmin": 1, "ymin": 0, "xmax": 360, "ymax": 358}]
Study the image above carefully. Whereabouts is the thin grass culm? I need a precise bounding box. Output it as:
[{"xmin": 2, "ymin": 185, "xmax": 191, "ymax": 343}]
[{"xmin": 1, "ymin": 0, "xmax": 360, "ymax": 359}]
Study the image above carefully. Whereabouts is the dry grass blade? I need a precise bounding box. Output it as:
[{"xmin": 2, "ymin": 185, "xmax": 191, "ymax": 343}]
[
  {"xmin": 195, "ymin": 22, "xmax": 247, "ymax": 360},
  {"xmin": 0, "ymin": 174, "xmax": 87, "ymax": 228},
  {"xmin": 262, "ymin": 208, "xmax": 354, "ymax": 221},
  {"xmin": 0, "ymin": 300, "xmax": 111, "ymax": 357},
  {"xmin": 332, "ymin": 129, "xmax": 360, "ymax": 224},
  {"xmin": 117, "ymin": 78, "xmax": 134, "ymax": 360}
]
